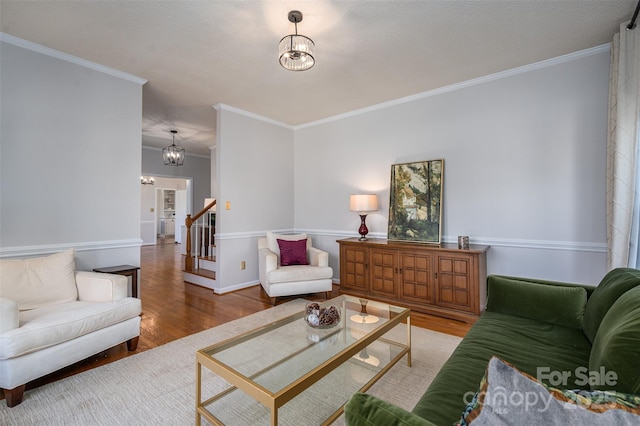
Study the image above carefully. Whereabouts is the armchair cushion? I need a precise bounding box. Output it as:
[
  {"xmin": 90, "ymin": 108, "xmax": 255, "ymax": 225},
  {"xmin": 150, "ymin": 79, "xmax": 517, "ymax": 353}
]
[
  {"xmin": 0, "ymin": 249, "xmax": 77, "ymax": 310},
  {"xmin": 267, "ymin": 264, "xmax": 333, "ymax": 284},
  {"xmin": 277, "ymin": 238, "xmax": 309, "ymax": 266}
]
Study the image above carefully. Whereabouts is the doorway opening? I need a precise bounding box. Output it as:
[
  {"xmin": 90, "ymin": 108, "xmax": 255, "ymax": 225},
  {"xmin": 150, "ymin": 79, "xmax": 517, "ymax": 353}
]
[{"xmin": 140, "ymin": 177, "xmax": 192, "ymax": 247}]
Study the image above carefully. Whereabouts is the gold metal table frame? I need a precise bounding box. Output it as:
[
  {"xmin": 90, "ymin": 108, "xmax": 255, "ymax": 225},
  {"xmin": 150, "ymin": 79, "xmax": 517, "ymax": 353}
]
[{"xmin": 196, "ymin": 295, "xmax": 411, "ymax": 425}]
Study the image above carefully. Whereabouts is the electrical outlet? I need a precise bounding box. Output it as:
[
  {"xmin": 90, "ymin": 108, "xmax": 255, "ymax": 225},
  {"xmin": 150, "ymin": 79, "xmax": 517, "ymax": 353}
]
[
  {"xmin": 240, "ymin": 260, "xmax": 246, "ymax": 270},
  {"xmin": 225, "ymin": 201, "xmax": 231, "ymax": 210}
]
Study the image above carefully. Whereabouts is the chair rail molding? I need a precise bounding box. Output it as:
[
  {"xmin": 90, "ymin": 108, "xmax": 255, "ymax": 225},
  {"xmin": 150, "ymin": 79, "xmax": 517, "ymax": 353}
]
[
  {"xmin": 295, "ymin": 229, "xmax": 607, "ymax": 253},
  {"xmin": 0, "ymin": 238, "xmax": 143, "ymax": 258}
]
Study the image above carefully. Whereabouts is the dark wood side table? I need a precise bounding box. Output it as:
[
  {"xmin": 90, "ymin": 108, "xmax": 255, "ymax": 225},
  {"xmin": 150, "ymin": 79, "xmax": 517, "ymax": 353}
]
[{"xmin": 93, "ymin": 265, "xmax": 141, "ymax": 298}]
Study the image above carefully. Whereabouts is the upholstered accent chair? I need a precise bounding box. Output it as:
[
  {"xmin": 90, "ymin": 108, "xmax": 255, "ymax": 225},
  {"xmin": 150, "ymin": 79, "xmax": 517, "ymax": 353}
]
[{"xmin": 258, "ymin": 232, "xmax": 333, "ymax": 305}]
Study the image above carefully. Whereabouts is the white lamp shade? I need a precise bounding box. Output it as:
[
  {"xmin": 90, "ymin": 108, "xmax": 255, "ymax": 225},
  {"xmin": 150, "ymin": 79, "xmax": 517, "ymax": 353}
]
[{"xmin": 349, "ymin": 194, "xmax": 378, "ymax": 214}]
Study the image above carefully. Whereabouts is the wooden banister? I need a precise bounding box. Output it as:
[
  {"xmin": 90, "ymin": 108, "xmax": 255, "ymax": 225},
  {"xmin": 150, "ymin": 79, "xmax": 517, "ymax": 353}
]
[{"xmin": 185, "ymin": 199, "xmax": 216, "ymax": 271}]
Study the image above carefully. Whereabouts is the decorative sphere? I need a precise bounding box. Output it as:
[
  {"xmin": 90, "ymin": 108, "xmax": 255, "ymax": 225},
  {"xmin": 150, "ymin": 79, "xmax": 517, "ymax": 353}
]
[{"xmin": 307, "ymin": 313, "xmax": 319, "ymax": 326}]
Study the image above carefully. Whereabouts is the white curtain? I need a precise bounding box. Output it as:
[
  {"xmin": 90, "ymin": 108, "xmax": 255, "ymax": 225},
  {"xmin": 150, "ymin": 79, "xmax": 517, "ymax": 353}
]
[{"xmin": 607, "ymin": 21, "xmax": 640, "ymax": 269}]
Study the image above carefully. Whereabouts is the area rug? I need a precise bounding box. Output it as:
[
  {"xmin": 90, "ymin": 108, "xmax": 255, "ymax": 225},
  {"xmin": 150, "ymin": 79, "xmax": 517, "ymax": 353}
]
[{"xmin": 0, "ymin": 299, "xmax": 461, "ymax": 425}]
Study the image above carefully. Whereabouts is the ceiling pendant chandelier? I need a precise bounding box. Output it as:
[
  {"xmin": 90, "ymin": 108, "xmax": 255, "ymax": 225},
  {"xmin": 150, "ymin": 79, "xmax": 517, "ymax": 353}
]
[
  {"xmin": 140, "ymin": 176, "xmax": 155, "ymax": 185},
  {"xmin": 279, "ymin": 10, "xmax": 315, "ymax": 71},
  {"xmin": 162, "ymin": 130, "xmax": 185, "ymax": 166}
]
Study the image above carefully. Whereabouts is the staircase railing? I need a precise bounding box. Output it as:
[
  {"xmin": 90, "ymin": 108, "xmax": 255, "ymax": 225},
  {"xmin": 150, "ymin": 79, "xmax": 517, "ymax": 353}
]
[{"xmin": 185, "ymin": 199, "xmax": 216, "ymax": 271}]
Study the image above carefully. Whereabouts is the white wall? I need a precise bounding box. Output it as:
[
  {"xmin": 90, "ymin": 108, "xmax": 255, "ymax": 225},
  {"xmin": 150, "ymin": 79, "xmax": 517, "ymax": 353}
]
[
  {"xmin": 0, "ymin": 36, "xmax": 145, "ymax": 271},
  {"xmin": 294, "ymin": 47, "xmax": 610, "ymax": 285},
  {"xmin": 214, "ymin": 105, "xmax": 294, "ymax": 292},
  {"xmin": 212, "ymin": 47, "xmax": 611, "ymax": 289}
]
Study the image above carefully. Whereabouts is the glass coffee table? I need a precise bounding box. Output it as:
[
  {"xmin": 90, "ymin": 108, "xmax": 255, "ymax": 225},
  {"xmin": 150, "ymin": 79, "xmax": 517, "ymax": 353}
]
[{"xmin": 196, "ymin": 295, "xmax": 411, "ymax": 425}]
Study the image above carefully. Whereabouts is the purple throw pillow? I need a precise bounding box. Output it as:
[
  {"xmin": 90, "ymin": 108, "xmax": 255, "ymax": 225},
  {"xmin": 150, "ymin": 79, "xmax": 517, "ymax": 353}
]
[{"xmin": 277, "ymin": 238, "xmax": 309, "ymax": 266}]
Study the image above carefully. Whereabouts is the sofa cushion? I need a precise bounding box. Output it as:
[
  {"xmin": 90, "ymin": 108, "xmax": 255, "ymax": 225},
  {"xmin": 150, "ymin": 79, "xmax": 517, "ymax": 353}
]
[
  {"xmin": 0, "ymin": 298, "xmax": 141, "ymax": 359},
  {"xmin": 412, "ymin": 311, "xmax": 592, "ymax": 425},
  {"xmin": 486, "ymin": 276, "xmax": 587, "ymax": 329},
  {"xmin": 267, "ymin": 264, "xmax": 333, "ymax": 284},
  {"xmin": 277, "ymin": 238, "xmax": 309, "ymax": 266},
  {"xmin": 266, "ymin": 232, "xmax": 308, "ymax": 258},
  {"xmin": 345, "ymin": 393, "xmax": 435, "ymax": 426},
  {"xmin": 583, "ymin": 268, "xmax": 640, "ymax": 343},
  {"xmin": 589, "ymin": 285, "xmax": 640, "ymax": 395},
  {"xmin": 459, "ymin": 357, "xmax": 640, "ymax": 425},
  {"xmin": 0, "ymin": 249, "xmax": 78, "ymax": 311}
]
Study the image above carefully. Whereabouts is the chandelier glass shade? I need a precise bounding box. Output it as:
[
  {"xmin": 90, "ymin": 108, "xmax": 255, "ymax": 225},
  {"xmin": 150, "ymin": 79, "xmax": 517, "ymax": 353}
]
[
  {"xmin": 162, "ymin": 130, "xmax": 185, "ymax": 166},
  {"xmin": 279, "ymin": 10, "xmax": 315, "ymax": 71},
  {"xmin": 140, "ymin": 176, "xmax": 155, "ymax": 185}
]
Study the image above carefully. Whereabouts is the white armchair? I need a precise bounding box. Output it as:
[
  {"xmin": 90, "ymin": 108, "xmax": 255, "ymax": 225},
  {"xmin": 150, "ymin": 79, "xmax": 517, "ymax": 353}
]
[{"xmin": 258, "ymin": 232, "xmax": 333, "ymax": 305}]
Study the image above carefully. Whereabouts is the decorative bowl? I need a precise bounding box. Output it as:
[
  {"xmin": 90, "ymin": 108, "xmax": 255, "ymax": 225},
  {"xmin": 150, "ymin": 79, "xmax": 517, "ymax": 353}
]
[{"xmin": 304, "ymin": 302, "xmax": 341, "ymax": 329}]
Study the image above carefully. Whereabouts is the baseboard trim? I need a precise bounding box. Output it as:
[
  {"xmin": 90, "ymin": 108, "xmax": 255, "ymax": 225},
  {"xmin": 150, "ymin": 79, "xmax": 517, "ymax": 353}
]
[
  {"xmin": 0, "ymin": 239, "xmax": 143, "ymax": 258},
  {"xmin": 215, "ymin": 280, "xmax": 260, "ymax": 295}
]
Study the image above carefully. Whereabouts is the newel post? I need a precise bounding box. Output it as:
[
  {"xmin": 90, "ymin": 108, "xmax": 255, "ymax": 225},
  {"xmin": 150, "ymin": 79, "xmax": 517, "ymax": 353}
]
[{"xmin": 185, "ymin": 214, "xmax": 193, "ymax": 271}]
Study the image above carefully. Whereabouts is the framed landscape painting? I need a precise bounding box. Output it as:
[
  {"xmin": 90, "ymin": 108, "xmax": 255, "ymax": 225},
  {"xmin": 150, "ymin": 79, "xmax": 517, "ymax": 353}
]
[{"xmin": 387, "ymin": 159, "xmax": 444, "ymax": 244}]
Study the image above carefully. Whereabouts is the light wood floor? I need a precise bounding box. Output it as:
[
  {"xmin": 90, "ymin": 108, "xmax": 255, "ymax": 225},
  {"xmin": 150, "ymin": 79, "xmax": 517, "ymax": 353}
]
[{"xmin": 14, "ymin": 241, "xmax": 472, "ymax": 397}]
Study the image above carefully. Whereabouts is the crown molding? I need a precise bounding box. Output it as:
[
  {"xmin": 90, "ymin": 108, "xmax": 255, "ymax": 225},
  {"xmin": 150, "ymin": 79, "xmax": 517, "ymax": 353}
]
[
  {"xmin": 0, "ymin": 32, "xmax": 147, "ymax": 85},
  {"xmin": 213, "ymin": 103, "xmax": 294, "ymax": 130},
  {"xmin": 294, "ymin": 43, "xmax": 611, "ymax": 130}
]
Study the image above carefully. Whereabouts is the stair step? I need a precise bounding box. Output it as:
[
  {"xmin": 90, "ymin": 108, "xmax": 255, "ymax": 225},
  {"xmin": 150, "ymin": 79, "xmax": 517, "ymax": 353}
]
[
  {"xmin": 183, "ymin": 268, "xmax": 217, "ymax": 291},
  {"xmin": 184, "ymin": 268, "xmax": 216, "ymax": 280},
  {"xmin": 198, "ymin": 255, "xmax": 216, "ymax": 262},
  {"xmin": 197, "ymin": 257, "xmax": 216, "ymax": 271}
]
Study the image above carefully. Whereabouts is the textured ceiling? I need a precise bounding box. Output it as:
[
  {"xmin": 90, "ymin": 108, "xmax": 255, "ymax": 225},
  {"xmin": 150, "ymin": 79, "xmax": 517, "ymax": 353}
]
[{"xmin": 1, "ymin": 1, "xmax": 636, "ymax": 155}]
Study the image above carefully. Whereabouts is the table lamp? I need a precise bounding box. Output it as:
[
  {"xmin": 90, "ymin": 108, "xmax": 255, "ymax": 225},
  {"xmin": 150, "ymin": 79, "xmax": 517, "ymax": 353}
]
[{"xmin": 349, "ymin": 194, "xmax": 378, "ymax": 241}]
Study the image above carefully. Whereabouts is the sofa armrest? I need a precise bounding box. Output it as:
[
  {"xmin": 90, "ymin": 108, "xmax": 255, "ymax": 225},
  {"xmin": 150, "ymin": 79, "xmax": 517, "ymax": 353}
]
[
  {"xmin": 344, "ymin": 393, "xmax": 436, "ymax": 426},
  {"xmin": 75, "ymin": 271, "xmax": 128, "ymax": 302},
  {"xmin": 486, "ymin": 275, "xmax": 588, "ymax": 329},
  {"xmin": 0, "ymin": 297, "xmax": 19, "ymax": 333},
  {"xmin": 308, "ymin": 247, "xmax": 329, "ymax": 267}
]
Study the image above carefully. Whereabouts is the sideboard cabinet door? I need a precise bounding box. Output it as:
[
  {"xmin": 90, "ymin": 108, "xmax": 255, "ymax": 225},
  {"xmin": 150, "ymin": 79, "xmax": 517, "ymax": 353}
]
[
  {"xmin": 435, "ymin": 254, "xmax": 475, "ymax": 313},
  {"xmin": 400, "ymin": 250, "xmax": 435, "ymax": 305},
  {"xmin": 369, "ymin": 248, "xmax": 399, "ymax": 297},
  {"xmin": 340, "ymin": 244, "xmax": 369, "ymax": 292}
]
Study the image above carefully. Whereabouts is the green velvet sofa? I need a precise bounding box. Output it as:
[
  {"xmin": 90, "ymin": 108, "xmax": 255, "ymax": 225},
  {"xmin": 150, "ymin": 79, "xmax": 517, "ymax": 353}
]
[{"xmin": 345, "ymin": 268, "xmax": 640, "ymax": 425}]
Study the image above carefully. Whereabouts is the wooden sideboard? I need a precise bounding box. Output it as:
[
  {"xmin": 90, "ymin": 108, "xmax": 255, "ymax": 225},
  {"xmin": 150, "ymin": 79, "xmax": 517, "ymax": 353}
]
[{"xmin": 337, "ymin": 238, "xmax": 489, "ymax": 323}]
